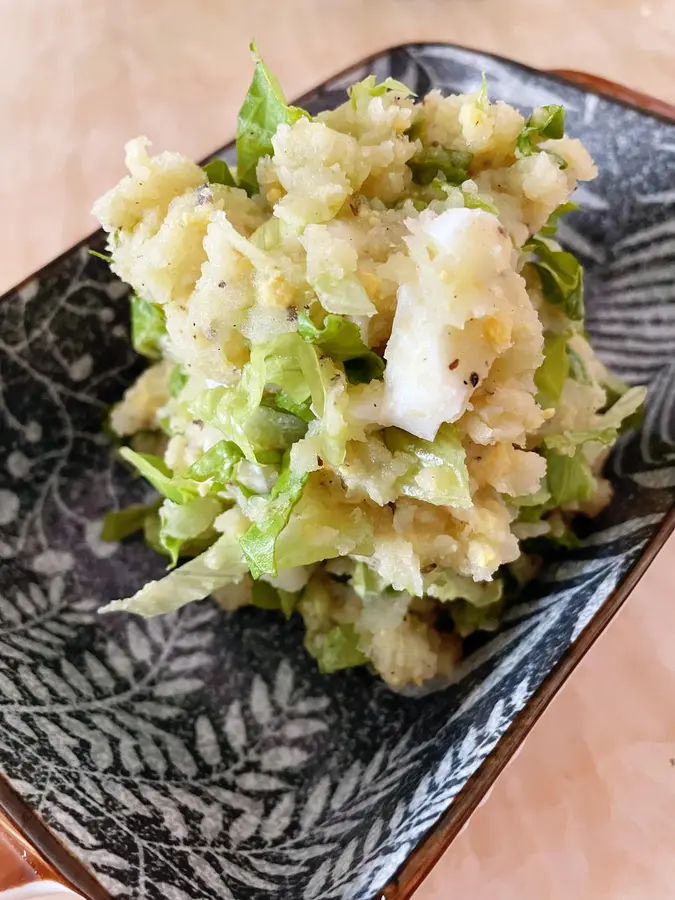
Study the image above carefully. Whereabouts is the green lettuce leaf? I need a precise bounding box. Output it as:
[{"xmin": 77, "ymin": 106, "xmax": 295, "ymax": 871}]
[
  {"xmin": 602, "ymin": 369, "xmax": 631, "ymax": 408},
  {"xmin": 544, "ymin": 447, "xmax": 595, "ymax": 506},
  {"xmin": 350, "ymin": 561, "xmax": 410, "ymax": 612},
  {"xmin": 239, "ymin": 456, "xmax": 309, "ymax": 578},
  {"xmin": 535, "ymin": 333, "xmax": 570, "ymax": 409},
  {"xmin": 384, "ymin": 424, "xmax": 472, "ymax": 508},
  {"xmin": 100, "ymin": 501, "xmax": 161, "ymax": 542},
  {"xmin": 311, "ymin": 274, "xmax": 376, "ymax": 317},
  {"xmin": 516, "ymin": 105, "xmax": 566, "ymax": 161},
  {"xmin": 169, "ymin": 365, "xmax": 189, "ymax": 398},
  {"xmin": 190, "ymin": 334, "xmax": 320, "ymax": 462},
  {"xmin": 119, "ymin": 448, "xmax": 197, "ymax": 504},
  {"xmin": 184, "ymin": 440, "xmax": 243, "ymax": 484},
  {"xmin": 448, "ymin": 599, "xmax": 504, "ymax": 638},
  {"xmin": 461, "ymin": 188, "xmax": 498, "ymax": 215},
  {"xmin": 423, "ymin": 567, "xmax": 505, "ymax": 637},
  {"xmin": 540, "ymin": 201, "xmax": 580, "ymax": 236},
  {"xmin": 244, "ymin": 406, "xmax": 307, "ymax": 460},
  {"xmin": 566, "ymin": 344, "xmax": 592, "ymax": 385},
  {"xmin": 250, "ymin": 581, "xmax": 299, "ymax": 618},
  {"xmin": 348, "ymin": 75, "xmax": 414, "ymax": 108},
  {"xmin": 527, "ymin": 236, "xmax": 584, "ymax": 322},
  {"xmin": 511, "ymin": 481, "xmax": 552, "ymax": 509},
  {"xmin": 605, "ymin": 384, "xmax": 646, "ymax": 433},
  {"xmin": 100, "ymin": 510, "xmax": 250, "ymax": 617},
  {"xmin": 88, "ymin": 249, "xmax": 113, "ymax": 263},
  {"xmin": 408, "ymin": 146, "xmax": 473, "ymax": 186},
  {"xmin": 543, "ymin": 385, "xmax": 647, "ymax": 455},
  {"xmin": 262, "ymin": 390, "xmax": 314, "ymax": 423},
  {"xmin": 250, "ymin": 218, "xmax": 282, "ymax": 251},
  {"xmin": 297, "ymin": 311, "xmax": 385, "ymax": 384},
  {"xmin": 130, "ymin": 294, "xmax": 166, "ymax": 359},
  {"xmin": 236, "ymin": 42, "xmax": 310, "ymax": 194},
  {"xmin": 298, "ymin": 574, "xmax": 368, "ymax": 672},
  {"xmin": 158, "ymin": 496, "xmax": 223, "ymax": 568},
  {"xmin": 305, "ymin": 624, "xmax": 367, "ymax": 674},
  {"xmin": 202, "ymin": 159, "xmax": 236, "ymax": 187},
  {"xmin": 424, "ymin": 568, "xmax": 503, "ymax": 608}
]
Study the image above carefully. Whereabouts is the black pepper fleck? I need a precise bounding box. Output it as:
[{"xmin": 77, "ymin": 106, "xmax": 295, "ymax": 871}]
[{"xmin": 470, "ymin": 372, "xmax": 480, "ymax": 387}]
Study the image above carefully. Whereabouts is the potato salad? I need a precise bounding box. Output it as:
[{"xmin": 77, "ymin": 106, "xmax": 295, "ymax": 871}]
[{"xmin": 93, "ymin": 47, "xmax": 645, "ymax": 687}]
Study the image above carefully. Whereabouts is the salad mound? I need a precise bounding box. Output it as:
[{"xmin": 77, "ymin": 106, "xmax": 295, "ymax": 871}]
[{"xmin": 94, "ymin": 47, "xmax": 645, "ymax": 687}]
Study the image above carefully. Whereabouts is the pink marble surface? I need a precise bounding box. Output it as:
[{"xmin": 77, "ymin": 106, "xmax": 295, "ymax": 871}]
[{"xmin": 417, "ymin": 534, "xmax": 675, "ymax": 899}]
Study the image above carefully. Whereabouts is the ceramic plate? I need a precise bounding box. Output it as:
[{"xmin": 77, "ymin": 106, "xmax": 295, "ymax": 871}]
[{"xmin": 1, "ymin": 42, "xmax": 674, "ymax": 900}]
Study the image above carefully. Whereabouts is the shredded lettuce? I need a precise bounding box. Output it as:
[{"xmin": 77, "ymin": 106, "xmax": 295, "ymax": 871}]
[
  {"xmin": 100, "ymin": 510, "xmax": 250, "ymax": 617},
  {"xmin": 424, "ymin": 566, "xmax": 504, "ymax": 637},
  {"xmin": 424, "ymin": 568, "xmax": 503, "ymax": 607},
  {"xmin": 602, "ymin": 368, "xmax": 632, "ymax": 408},
  {"xmin": 88, "ymin": 248, "xmax": 113, "ymax": 263},
  {"xmin": 251, "ymin": 580, "xmax": 299, "ymax": 618},
  {"xmin": 169, "ymin": 365, "xmax": 189, "ymax": 398},
  {"xmin": 384, "ymin": 424, "xmax": 472, "ymax": 508},
  {"xmin": 305, "ymin": 624, "xmax": 367, "ymax": 673},
  {"xmin": 352, "ymin": 561, "xmax": 394, "ymax": 601},
  {"xmin": 544, "ymin": 447, "xmax": 595, "ymax": 506},
  {"xmin": 158, "ymin": 496, "xmax": 223, "ymax": 568},
  {"xmin": 408, "ymin": 146, "xmax": 473, "ymax": 186},
  {"xmin": 185, "ymin": 440, "xmax": 243, "ymax": 484},
  {"xmin": 310, "ymin": 274, "xmax": 376, "ymax": 317},
  {"xmin": 566, "ymin": 344, "xmax": 592, "ymax": 385},
  {"xmin": 544, "ymin": 386, "xmax": 647, "ymax": 456},
  {"xmin": 236, "ymin": 42, "xmax": 310, "ymax": 194},
  {"xmin": 461, "ymin": 188, "xmax": 498, "ymax": 215},
  {"xmin": 119, "ymin": 448, "xmax": 197, "ymax": 504},
  {"xmin": 100, "ymin": 502, "xmax": 161, "ymax": 542},
  {"xmin": 262, "ymin": 390, "xmax": 314, "ymax": 423},
  {"xmin": 511, "ymin": 482, "xmax": 552, "ymax": 509},
  {"xmin": 348, "ymin": 75, "xmax": 414, "ymax": 108},
  {"xmin": 516, "ymin": 105, "xmax": 566, "ymax": 161},
  {"xmin": 239, "ymin": 456, "xmax": 309, "ymax": 578},
  {"xmin": 297, "ymin": 311, "xmax": 385, "ymax": 385},
  {"xmin": 527, "ymin": 236, "xmax": 584, "ymax": 322},
  {"xmin": 130, "ymin": 295, "xmax": 166, "ymax": 359},
  {"xmin": 202, "ymin": 159, "xmax": 236, "ymax": 187},
  {"xmin": 189, "ymin": 335, "xmax": 319, "ymax": 462},
  {"xmin": 449, "ymin": 598, "xmax": 504, "ymax": 638},
  {"xmin": 541, "ymin": 201, "xmax": 579, "ymax": 236},
  {"xmin": 535, "ymin": 333, "xmax": 570, "ymax": 409}
]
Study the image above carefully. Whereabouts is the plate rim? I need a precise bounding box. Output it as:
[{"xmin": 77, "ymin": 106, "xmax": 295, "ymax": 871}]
[{"xmin": 0, "ymin": 40, "xmax": 674, "ymax": 900}]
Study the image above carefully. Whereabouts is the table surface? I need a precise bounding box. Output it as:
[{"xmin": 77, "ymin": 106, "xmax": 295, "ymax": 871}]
[{"xmin": 1, "ymin": 2, "xmax": 674, "ymax": 898}]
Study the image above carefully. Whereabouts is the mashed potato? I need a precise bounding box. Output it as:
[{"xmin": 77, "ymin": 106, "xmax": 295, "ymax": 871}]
[{"xmin": 94, "ymin": 50, "xmax": 644, "ymax": 687}]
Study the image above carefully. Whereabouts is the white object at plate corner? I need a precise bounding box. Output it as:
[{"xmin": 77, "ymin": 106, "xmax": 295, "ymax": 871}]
[
  {"xmin": 382, "ymin": 207, "xmax": 512, "ymax": 441},
  {"xmin": 0, "ymin": 884, "xmax": 84, "ymax": 900}
]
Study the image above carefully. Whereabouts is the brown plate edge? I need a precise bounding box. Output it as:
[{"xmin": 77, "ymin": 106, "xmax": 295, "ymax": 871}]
[
  {"xmin": 0, "ymin": 51, "xmax": 673, "ymax": 900},
  {"xmin": 551, "ymin": 69, "xmax": 675, "ymax": 120},
  {"xmin": 0, "ymin": 775, "xmax": 112, "ymax": 899}
]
